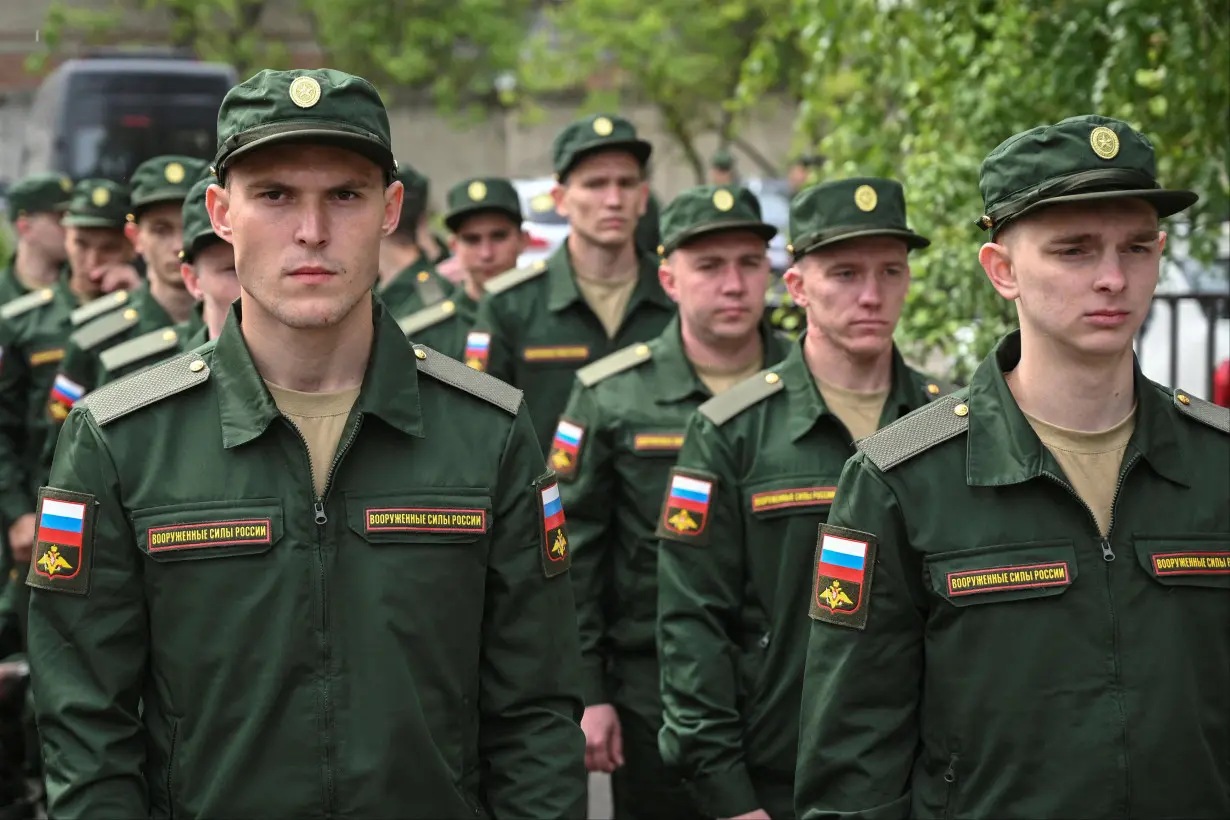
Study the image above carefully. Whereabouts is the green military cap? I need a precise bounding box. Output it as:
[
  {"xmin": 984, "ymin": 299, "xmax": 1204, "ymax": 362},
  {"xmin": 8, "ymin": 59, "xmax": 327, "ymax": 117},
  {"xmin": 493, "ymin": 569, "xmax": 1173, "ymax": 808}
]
[
  {"xmin": 212, "ymin": 68, "xmax": 396, "ymax": 184},
  {"xmin": 659, "ymin": 185, "xmax": 776, "ymax": 256},
  {"xmin": 977, "ymin": 114, "xmax": 1198, "ymax": 235},
  {"xmin": 552, "ymin": 114, "xmax": 652, "ymax": 180},
  {"xmin": 711, "ymin": 149, "xmax": 735, "ymax": 171},
  {"xmin": 180, "ymin": 174, "xmax": 224, "ymax": 263},
  {"xmin": 395, "ymin": 162, "xmax": 430, "ymax": 225},
  {"xmin": 7, "ymin": 173, "xmax": 73, "ymax": 221},
  {"xmin": 444, "ymin": 177, "xmax": 522, "ymax": 232},
  {"xmin": 62, "ymin": 179, "xmax": 132, "ymax": 230},
  {"xmin": 129, "ymin": 155, "xmax": 210, "ymax": 216},
  {"xmin": 788, "ymin": 177, "xmax": 929, "ymax": 259}
]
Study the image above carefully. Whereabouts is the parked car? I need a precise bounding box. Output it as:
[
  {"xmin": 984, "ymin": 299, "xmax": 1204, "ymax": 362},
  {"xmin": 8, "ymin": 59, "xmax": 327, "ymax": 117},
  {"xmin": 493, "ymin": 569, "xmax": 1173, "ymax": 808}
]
[
  {"xmin": 740, "ymin": 177, "xmax": 792, "ymax": 273},
  {"xmin": 510, "ymin": 177, "xmax": 568, "ymax": 267}
]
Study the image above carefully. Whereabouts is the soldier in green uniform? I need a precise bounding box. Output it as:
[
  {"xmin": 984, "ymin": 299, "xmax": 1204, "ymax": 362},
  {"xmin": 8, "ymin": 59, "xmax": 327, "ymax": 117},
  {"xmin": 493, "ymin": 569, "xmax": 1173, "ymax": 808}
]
[
  {"xmin": 27, "ymin": 67, "xmax": 586, "ymax": 820},
  {"xmin": 376, "ymin": 163, "xmax": 453, "ymax": 315},
  {"xmin": 709, "ymin": 149, "xmax": 737, "ymax": 186},
  {"xmin": 469, "ymin": 113, "xmax": 676, "ymax": 453},
  {"xmin": 795, "ymin": 116, "xmax": 1229, "ymax": 820},
  {"xmin": 176, "ymin": 174, "xmax": 238, "ymax": 349},
  {"xmin": 657, "ymin": 178, "xmax": 950, "ymax": 820},
  {"xmin": 397, "ymin": 176, "xmax": 526, "ymax": 360},
  {"xmin": 0, "ymin": 174, "xmax": 72, "ymax": 305},
  {"xmin": 558, "ymin": 185, "xmax": 788, "ymax": 820}
]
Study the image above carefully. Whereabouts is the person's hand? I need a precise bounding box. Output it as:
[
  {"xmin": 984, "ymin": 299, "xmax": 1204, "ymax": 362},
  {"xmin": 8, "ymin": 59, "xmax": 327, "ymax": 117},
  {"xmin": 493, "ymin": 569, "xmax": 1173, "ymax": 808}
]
[
  {"xmin": 93, "ymin": 262, "xmax": 142, "ymax": 293},
  {"xmin": 434, "ymin": 255, "xmax": 464, "ymax": 284},
  {"xmin": 722, "ymin": 810, "xmax": 771, "ymax": 820},
  {"xmin": 7, "ymin": 513, "xmax": 36, "ymax": 564},
  {"xmin": 580, "ymin": 703, "xmax": 624, "ymax": 773}
]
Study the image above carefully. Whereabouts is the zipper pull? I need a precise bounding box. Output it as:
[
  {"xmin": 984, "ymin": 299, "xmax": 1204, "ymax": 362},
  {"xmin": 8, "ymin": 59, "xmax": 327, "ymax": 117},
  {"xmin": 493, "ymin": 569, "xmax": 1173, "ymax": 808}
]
[
  {"xmin": 1100, "ymin": 538, "xmax": 1115, "ymax": 562},
  {"xmin": 313, "ymin": 500, "xmax": 327, "ymax": 525},
  {"xmin": 943, "ymin": 753, "xmax": 958, "ymax": 783}
]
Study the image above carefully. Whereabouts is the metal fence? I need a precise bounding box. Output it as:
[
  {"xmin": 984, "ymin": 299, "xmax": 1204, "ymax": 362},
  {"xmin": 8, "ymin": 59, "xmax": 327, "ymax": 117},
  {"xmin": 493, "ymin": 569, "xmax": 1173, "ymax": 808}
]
[{"xmin": 1139, "ymin": 292, "xmax": 1230, "ymax": 398}]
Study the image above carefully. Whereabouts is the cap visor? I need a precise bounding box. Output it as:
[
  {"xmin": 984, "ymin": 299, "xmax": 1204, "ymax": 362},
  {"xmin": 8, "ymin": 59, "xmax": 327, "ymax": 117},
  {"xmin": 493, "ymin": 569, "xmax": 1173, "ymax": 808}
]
[
  {"xmin": 795, "ymin": 228, "xmax": 930, "ymax": 258},
  {"xmin": 132, "ymin": 190, "xmax": 189, "ymax": 213},
  {"xmin": 62, "ymin": 215, "xmax": 125, "ymax": 229},
  {"xmin": 561, "ymin": 139, "xmax": 653, "ymax": 178},
  {"xmin": 444, "ymin": 204, "xmax": 523, "ymax": 233},
  {"xmin": 221, "ymin": 129, "xmax": 395, "ymax": 179},
  {"xmin": 666, "ymin": 220, "xmax": 778, "ymax": 254},
  {"xmin": 1009, "ymin": 188, "xmax": 1199, "ymax": 224}
]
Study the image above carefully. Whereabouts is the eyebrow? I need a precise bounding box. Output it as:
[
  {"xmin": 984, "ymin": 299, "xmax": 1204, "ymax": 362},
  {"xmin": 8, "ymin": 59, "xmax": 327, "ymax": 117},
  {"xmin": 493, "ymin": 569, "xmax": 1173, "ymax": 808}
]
[
  {"xmin": 245, "ymin": 177, "xmax": 373, "ymax": 192},
  {"xmin": 1050, "ymin": 230, "xmax": 1160, "ymax": 244}
]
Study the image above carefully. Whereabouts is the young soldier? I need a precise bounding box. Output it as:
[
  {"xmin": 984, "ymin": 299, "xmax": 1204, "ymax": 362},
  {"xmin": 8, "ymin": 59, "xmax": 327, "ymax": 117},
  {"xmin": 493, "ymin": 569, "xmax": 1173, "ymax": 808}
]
[
  {"xmin": 657, "ymin": 178, "xmax": 951, "ymax": 820},
  {"xmin": 27, "ymin": 68, "xmax": 586, "ymax": 819},
  {"xmin": 795, "ymin": 116, "xmax": 1229, "ymax": 819},
  {"xmin": 376, "ymin": 163, "xmax": 452, "ymax": 315},
  {"xmin": 0, "ymin": 174, "xmax": 71, "ymax": 305},
  {"xmin": 395, "ymin": 176, "xmax": 526, "ymax": 360},
  {"xmin": 176, "ymin": 174, "xmax": 239, "ymax": 348},
  {"xmin": 559, "ymin": 185, "xmax": 788, "ymax": 820},
  {"xmin": 469, "ymin": 114, "xmax": 675, "ymax": 454}
]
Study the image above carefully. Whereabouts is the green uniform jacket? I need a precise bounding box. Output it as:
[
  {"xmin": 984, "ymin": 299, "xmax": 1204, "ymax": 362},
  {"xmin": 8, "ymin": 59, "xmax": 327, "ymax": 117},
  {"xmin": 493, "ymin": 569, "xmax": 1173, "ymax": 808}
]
[
  {"xmin": 795, "ymin": 332, "xmax": 1230, "ymax": 820},
  {"xmin": 27, "ymin": 302, "xmax": 588, "ymax": 819},
  {"xmin": 395, "ymin": 288, "xmax": 477, "ymax": 362},
  {"xmin": 0, "ymin": 257, "xmax": 29, "ymax": 306},
  {"xmin": 377, "ymin": 255, "xmax": 452, "ymax": 316},
  {"xmin": 558, "ymin": 316, "xmax": 790, "ymax": 712},
  {"xmin": 657, "ymin": 341, "xmax": 949, "ymax": 818},
  {"xmin": 96, "ymin": 308, "xmax": 205, "ymax": 384},
  {"xmin": 471, "ymin": 245, "xmax": 676, "ymax": 454}
]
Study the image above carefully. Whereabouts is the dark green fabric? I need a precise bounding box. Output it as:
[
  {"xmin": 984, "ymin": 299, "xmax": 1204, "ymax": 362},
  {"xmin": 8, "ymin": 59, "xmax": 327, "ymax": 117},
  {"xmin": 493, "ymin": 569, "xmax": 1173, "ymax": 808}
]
[
  {"xmin": 213, "ymin": 69, "xmax": 395, "ymax": 183},
  {"xmin": 377, "ymin": 256, "xmax": 452, "ymax": 317},
  {"xmin": 27, "ymin": 301, "xmax": 587, "ymax": 818},
  {"xmin": 659, "ymin": 185, "xmax": 775, "ymax": 255},
  {"xmin": 610, "ymin": 692, "xmax": 706, "ymax": 820},
  {"xmin": 553, "ymin": 114, "xmax": 652, "ymax": 179},
  {"xmin": 395, "ymin": 295, "xmax": 476, "ymax": 362},
  {"xmin": 180, "ymin": 175, "xmax": 222, "ymax": 263},
  {"xmin": 62, "ymin": 180, "xmax": 131, "ymax": 230},
  {"xmin": 471, "ymin": 243, "xmax": 676, "ymax": 454},
  {"xmin": 0, "ymin": 260, "xmax": 28, "ymax": 306},
  {"xmin": 795, "ymin": 331, "xmax": 1230, "ymax": 819},
  {"xmin": 657, "ymin": 340, "xmax": 943, "ymax": 819},
  {"xmin": 128, "ymin": 155, "xmax": 208, "ymax": 214},
  {"xmin": 394, "ymin": 162, "xmax": 430, "ymax": 228},
  {"xmin": 789, "ymin": 177, "xmax": 928, "ymax": 258},
  {"xmin": 7, "ymin": 174, "xmax": 73, "ymax": 220},
  {"xmin": 444, "ymin": 177, "xmax": 522, "ymax": 233},
  {"xmin": 634, "ymin": 191, "xmax": 662, "ymax": 259}
]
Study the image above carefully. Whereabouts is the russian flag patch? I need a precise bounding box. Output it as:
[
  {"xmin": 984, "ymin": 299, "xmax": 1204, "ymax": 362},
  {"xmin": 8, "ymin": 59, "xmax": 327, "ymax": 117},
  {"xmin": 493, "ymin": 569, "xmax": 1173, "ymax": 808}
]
[
  {"xmin": 28, "ymin": 487, "xmax": 96, "ymax": 595},
  {"xmin": 538, "ymin": 476, "xmax": 570, "ymax": 577},
  {"xmin": 464, "ymin": 331, "xmax": 491, "ymax": 372},
  {"xmin": 656, "ymin": 468, "xmax": 716, "ymax": 545},
  {"xmin": 48, "ymin": 373, "xmax": 85, "ymax": 421},
  {"xmin": 810, "ymin": 525, "xmax": 878, "ymax": 630},
  {"xmin": 548, "ymin": 418, "xmax": 585, "ymax": 479}
]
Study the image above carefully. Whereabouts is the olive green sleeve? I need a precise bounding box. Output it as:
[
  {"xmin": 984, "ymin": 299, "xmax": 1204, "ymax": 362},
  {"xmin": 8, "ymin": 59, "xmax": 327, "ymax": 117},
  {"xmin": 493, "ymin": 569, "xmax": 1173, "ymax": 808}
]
[
  {"xmin": 796, "ymin": 454, "xmax": 924, "ymax": 820},
  {"xmin": 27, "ymin": 408, "xmax": 149, "ymax": 818},
  {"xmin": 557, "ymin": 382, "xmax": 617, "ymax": 705},
  {"xmin": 470, "ymin": 295, "xmax": 516, "ymax": 385},
  {"xmin": 477, "ymin": 400, "xmax": 587, "ymax": 817},
  {"xmin": 656, "ymin": 413, "xmax": 759, "ymax": 818},
  {"xmin": 41, "ymin": 342, "xmax": 99, "ymax": 482},
  {"xmin": 0, "ymin": 320, "xmax": 35, "ymax": 522}
]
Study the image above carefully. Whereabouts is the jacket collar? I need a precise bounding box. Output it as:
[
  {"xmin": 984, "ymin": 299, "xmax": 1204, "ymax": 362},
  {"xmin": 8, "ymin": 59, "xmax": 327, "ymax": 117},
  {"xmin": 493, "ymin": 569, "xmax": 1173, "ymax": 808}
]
[
  {"xmin": 649, "ymin": 316, "xmax": 794, "ymax": 405},
  {"xmin": 545, "ymin": 241, "xmax": 674, "ymax": 315},
  {"xmin": 215, "ymin": 298, "xmax": 425, "ymax": 449}
]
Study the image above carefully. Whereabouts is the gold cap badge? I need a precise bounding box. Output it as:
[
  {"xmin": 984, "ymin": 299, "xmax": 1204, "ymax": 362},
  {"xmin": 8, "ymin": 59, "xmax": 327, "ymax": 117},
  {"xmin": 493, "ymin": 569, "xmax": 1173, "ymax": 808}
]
[
  {"xmin": 593, "ymin": 116, "xmax": 614, "ymax": 136},
  {"xmin": 713, "ymin": 189, "xmax": 735, "ymax": 211},
  {"xmin": 854, "ymin": 184, "xmax": 878, "ymax": 212},
  {"xmin": 165, "ymin": 162, "xmax": 185, "ymax": 184},
  {"xmin": 289, "ymin": 76, "xmax": 322, "ymax": 109},
  {"xmin": 91, "ymin": 187, "xmax": 110, "ymax": 207},
  {"xmin": 1090, "ymin": 125, "xmax": 1120, "ymax": 160},
  {"xmin": 468, "ymin": 180, "xmax": 487, "ymax": 201},
  {"xmin": 60, "ymin": 177, "xmax": 73, "ymax": 193},
  {"xmin": 416, "ymin": 271, "xmax": 430, "ymax": 282}
]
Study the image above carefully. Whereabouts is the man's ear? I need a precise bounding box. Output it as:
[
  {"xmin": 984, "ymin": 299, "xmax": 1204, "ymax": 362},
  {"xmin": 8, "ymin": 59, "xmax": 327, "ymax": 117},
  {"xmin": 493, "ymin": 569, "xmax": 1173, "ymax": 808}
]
[
  {"xmin": 206, "ymin": 184, "xmax": 233, "ymax": 243},
  {"xmin": 551, "ymin": 183, "xmax": 568, "ymax": 220},
  {"xmin": 783, "ymin": 264, "xmax": 807, "ymax": 309},
  {"xmin": 123, "ymin": 221, "xmax": 142, "ymax": 254},
  {"xmin": 180, "ymin": 262, "xmax": 205, "ymax": 301},
  {"xmin": 978, "ymin": 241, "xmax": 1019, "ymax": 301},
  {"xmin": 659, "ymin": 256, "xmax": 680, "ymax": 304},
  {"xmin": 382, "ymin": 179, "xmax": 404, "ymax": 237}
]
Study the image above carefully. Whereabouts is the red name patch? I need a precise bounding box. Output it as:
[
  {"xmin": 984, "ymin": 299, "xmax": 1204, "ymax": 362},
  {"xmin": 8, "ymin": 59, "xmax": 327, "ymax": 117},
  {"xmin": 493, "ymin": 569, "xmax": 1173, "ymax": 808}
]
[
  {"xmin": 947, "ymin": 561, "xmax": 1070, "ymax": 596},
  {"xmin": 1152, "ymin": 551, "xmax": 1230, "ymax": 576},
  {"xmin": 148, "ymin": 518, "xmax": 273, "ymax": 552}
]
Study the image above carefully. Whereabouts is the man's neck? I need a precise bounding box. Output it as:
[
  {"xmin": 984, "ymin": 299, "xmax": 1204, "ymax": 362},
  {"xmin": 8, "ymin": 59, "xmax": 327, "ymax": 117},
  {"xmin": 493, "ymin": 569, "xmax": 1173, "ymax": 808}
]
[
  {"xmin": 148, "ymin": 276, "xmax": 197, "ymax": 324},
  {"xmin": 378, "ymin": 242, "xmax": 421, "ymax": 287},
  {"xmin": 681, "ymin": 321, "xmax": 763, "ymax": 375},
  {"xmin": 803, "ymin": 331, "xmax": 894, "ymax": 392},
  {"xmin": 463, "ymin": 275, "xmax": 483, "ymax": 303},
  {"xmin": 13, "ymin": 244, "xmax": 60, "ymax": 290},
  {"xmin": 568, "ymin": 234, "xmax": 639, "ymax": 282},
  {"xmin": 203, "ymin": 301, "xmax": 228, "ymax": 341},
  {"xmin": 241, "ymin": 292, "xmax": 373, "ymax": 393},
  {"xmin": 1008, "ymin": 331, "xmax": 1136, "ymax": 432}
]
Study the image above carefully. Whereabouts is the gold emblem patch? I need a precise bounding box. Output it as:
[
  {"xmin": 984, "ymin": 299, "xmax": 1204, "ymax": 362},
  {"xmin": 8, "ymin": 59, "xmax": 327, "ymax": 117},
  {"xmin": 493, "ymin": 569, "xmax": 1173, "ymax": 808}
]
[
  {"xmin": 809, "ymin": 525, "xmax": 878, "ymax": 630},
  {"xmin": 289, "ymin": 75, "xmax": 322, "ymax": 108},
  {"xmin": 165, "ymin": 162, "xmax": 185, "ymax": 184},
  {"xmin": 468, "ymin": 180, "xmax": 487, "ymax": 201},
  {"xmin": 91, "ymin": 187, "xmax": 110, "ymax": 207},
  {"xmin": 713, "ymin": 189, "xmax": 735, "ymax": 212},
  {"xmin": 1090, "ymin": 125, "xmax": 1120, "ymax": 160},
  {"xmin": 593, "ymin": 116, "xmax": 614, "ymax": 136},
  {"xmin": 854, "ymin": 184, "xmax": 878, "ymax": 212},
  {"xmin": 60, "ymin": 176, "xmax": 73, "ymax": 193},
  {"xmin": 27, "ymin": 487, "xmax": 95, "ymax": 596}
]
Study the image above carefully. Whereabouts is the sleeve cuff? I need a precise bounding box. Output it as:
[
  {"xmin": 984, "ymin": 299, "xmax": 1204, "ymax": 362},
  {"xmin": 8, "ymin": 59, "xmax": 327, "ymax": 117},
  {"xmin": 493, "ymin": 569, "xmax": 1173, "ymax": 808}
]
[
  {"xmin": 579, "ymin": 661, "xmax": 612, "ymax": 706},
  {"xmin": 686, "ymin": 767, "xmax": 760, "ymax": 818}
]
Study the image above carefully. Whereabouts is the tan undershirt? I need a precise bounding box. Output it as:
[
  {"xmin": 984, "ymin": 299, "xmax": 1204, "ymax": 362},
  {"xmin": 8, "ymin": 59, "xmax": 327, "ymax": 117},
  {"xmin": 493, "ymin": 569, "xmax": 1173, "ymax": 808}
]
[
  {"xmin": 1024, "ymin": 406, "xmax": 1136, "ymax": 537},
  {"xmin": 693, "ymin": 353, "xmax": 764, "ymax": 396},
  {"xmin": 574, "ymin": 267, "xmax": 639, "ymax": 339},
  {"xmin": 266, "ymin": 381, "xmax": 362, "ymax": 497},
  {"xmin": 817, "ymin": 378, "xmax": 890, "ymax": 441}
]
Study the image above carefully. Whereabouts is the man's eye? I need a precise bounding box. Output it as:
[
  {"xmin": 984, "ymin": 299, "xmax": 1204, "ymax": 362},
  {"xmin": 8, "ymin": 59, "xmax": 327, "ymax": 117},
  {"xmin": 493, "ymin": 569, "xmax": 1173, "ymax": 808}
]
[
  {"xmin": 335, "ymin": 191, "xmax": 358, "ymax": 201},
  {"xmin": 259, "ymin": 191, "xmax": 285, "ymax": 201}
]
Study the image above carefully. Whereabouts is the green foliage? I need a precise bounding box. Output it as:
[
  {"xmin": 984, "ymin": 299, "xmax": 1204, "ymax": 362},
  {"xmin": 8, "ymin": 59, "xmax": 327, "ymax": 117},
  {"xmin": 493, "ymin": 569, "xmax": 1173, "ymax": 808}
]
[{"xmin": 736, "ymin": 0, "xmax": 1230, "ymax": 377}]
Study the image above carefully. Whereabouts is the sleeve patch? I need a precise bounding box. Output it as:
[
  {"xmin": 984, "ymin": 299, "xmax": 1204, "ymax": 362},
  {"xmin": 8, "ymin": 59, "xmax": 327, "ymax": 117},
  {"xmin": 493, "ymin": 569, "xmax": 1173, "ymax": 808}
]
[
  {"xmin": 655, "ymin": 467, "xmax": 717, "ymax": 546},
  {"xmin": 537, "ymin": 473, "xmax": 571, "ymax": 577},
  {"xmin": 48, "ymin": 373, "xmax": 86, "ymax": 421},
  {"xmin": 548, "ymin": 418, "xmax": 585, "ymax": 480},
  {"xmin": 27, "ymin": 487, "xmax": 96, "ymax": 596},
  {"xmin": 464, "ymin": 331, "xmax": 490, "ymax": 372},
  {"xmin": 810, "ymin": 524, "xmax": 878, "ymax": 630}
]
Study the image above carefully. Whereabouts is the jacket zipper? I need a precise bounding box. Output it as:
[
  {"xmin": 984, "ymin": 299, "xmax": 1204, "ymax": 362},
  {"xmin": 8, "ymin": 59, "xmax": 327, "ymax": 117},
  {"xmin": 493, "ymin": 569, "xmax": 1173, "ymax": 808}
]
[
  {"xmin": 942, "ymin": 752, "xmax": 958, "ymax": 820},
  {"xmin": 1041, "ymin": 449, "xmax": 1140, "ymax": 816},
  {"xmin": 165, "ymin": 718, "xmax": 179, "ymax": 820}
]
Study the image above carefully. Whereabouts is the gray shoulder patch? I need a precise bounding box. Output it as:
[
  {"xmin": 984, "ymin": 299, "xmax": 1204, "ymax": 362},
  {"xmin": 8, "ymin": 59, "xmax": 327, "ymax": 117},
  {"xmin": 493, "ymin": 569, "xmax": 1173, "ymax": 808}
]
[
  {"xmin": 99, "ymin": 326, "xmax": 181, "ymax": 374},
  {"xmin": 397, "ymin": 299, "xmax": 458, "ymax": 337},
  {"xmin": 482, "ymin": 261, "xmax": 547, "ymax": 296},
  {"xmin": 70, "ymin": 290, "xmax": 130, "ymax": 327},
  {"xmin": 414, "ymin": 271, "xmax": 448, "ymax": 306},
  {"xmin": 71, "ymin": 309, "xmax": 138, "ymax": 351},
  {"xmin": 82, "ymin": 350, "xmax": 210, "ymax": 426},
  {"xmin": 576, "ymin": 342, "xmax": 652, "ymax": 388},
  {"xmin": 0, "ymin": 287, "xmax": 55, "ymax": 320},
  {"xmin": 414, "ymin": 344, "xmax": 523, "ymax": 415},
  {"xmin": 1174, "ymin": 388, "xmax": 1230, "ymax": 434},
  {"xmin": 699, "ymin": 369, "xmax": 783, "ymax": 426},
  {"xmin": 857, "ymin": 393, "xmax": 969, "ymax": 472}
]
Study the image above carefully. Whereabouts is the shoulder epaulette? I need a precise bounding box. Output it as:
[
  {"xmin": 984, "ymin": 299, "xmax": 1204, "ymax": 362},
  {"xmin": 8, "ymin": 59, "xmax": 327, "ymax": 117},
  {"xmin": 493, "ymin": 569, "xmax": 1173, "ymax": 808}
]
[
  {"xmin": 699, "ymin": 368, "xmax": 783, "ymax": 426},
  {"xmin": 99, "ymin": 326, "xmax": 181, "ymax": 374},
  {"xmin": 82, "ymin": 350, "xmax": 211, "ymax": 427},
  {"xmin": 397, "ymin": 299, "xmax": 459, "ymax": 338},
  {"xmin": 577, "ymin": 342, "xmax": 652, "ymax": 388},
  {"xmin": 70, "ymin": 290, "xmax": 130, "ymax": 327},
  {"xmin": 414, "ymin": 271, "xmax": 448, "ymax": 306},
  {"xmin": 482, "ymin": 260, "xmax": 547, "ymax": 296},
  {"xmin": 857, "ymin": 392, "xmax": 970, "ymax": 472},
  {"xmin": 920, "ymin": 376, "xmax": 960, "ymax": 401},
  {"xmin": 1173, "ymin": 387, "xmax": 1230, "ymax": 434},
  {"xmin": 0, "ymin": 287, "xmax": 55, "ymax": 320},
  {"xmin": 70, "ymin": 308, "xmax": 138, "ymax": 351},
  {"xmin": 413, "ymin": 344, "xmax": 523, "ymax": 415}
]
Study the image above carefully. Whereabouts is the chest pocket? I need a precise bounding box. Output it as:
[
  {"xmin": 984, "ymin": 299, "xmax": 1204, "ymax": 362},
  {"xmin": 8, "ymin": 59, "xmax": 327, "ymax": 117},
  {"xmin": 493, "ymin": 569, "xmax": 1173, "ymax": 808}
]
[
  {"xmin": 133, "ymin": 498, "xmax": 283, "ymax": 562},
  {"xmin": 925, "ymin": 540, "xmax": 1077, "ymax": 607},
  {"xmin": 625, "ymin": 428, "xmax": 685, "ymax": 459},
  {"xmin": 745, "ymin": 476, "xmax": 839, "ymax": 521},
  {"xmin": 346, "ymin": 489, "xmax": 492, "ymax": 545},
  {"xmin": 1134, "ymin": 535, "xmax": 1230, "ymax": 589}
]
